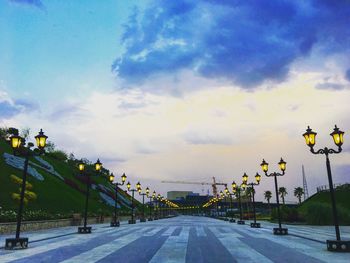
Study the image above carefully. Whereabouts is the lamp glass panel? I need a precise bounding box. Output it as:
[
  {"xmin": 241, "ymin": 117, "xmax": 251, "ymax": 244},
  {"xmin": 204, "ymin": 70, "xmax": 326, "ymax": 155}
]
[{"xmin": 11, "ymin": 135, "xmax": 22, "ymax": 149}]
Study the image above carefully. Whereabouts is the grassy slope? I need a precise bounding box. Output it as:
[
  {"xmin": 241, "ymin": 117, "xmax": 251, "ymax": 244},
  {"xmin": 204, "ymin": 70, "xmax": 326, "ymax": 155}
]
[{"xmin": 0, "ymin": 139, "xmax": 137, "ymax": 216}]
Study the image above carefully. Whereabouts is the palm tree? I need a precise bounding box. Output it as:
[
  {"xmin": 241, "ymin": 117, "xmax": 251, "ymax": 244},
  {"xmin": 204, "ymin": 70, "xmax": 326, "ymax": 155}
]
[
  {"xmin": 264, "ymin": 190, "xmax": 272, "ymax": 205},
  {"xmin": 294, "ymin": 187, "xmax": 304, "ymax": 204},
  {"xmin": 278, "ymin": 187, "xmax": 287, "ymax": 205}
]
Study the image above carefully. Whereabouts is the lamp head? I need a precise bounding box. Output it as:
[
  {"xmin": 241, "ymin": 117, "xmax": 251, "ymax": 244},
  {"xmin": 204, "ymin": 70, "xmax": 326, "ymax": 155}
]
[
  {"xmin": 109, "ymin": 173, "xmax": 115, "ymax": 183},
  {"xmin": 126, "ymin": 181, "xmax": 131, "ymax": 190},
  {"xmin": 261, "ymin": 159, "xmax": 269, "ymax": 173},
  {"xmin": 255, "ymin": 173, "xmax": 261, "ymax": 184},
  {"xmin": 78, "ymin": 160, "xmax": 85, "ymax": 172},
  {"xmin": 10, "ymin": 134, "xmax": 22, "ymax": 150},
  {"xmin": 94, "ymin": 159, "xmax": 102, "ymax": 172},
  {"xmin": 278, "ymin": 158, "xmax": 286, "ymax": 172},
  {"xmin": 330, "ymin": 125, "xmax": 344, "ymax": 147},
  {"xmin": 35, "ymin": 129, "xmax": 48, "ymax": 149},
  {"xmin": 121, "ymin": 173, "xmax": 127, "ymax": 183},
  {"xmin": 242, "ymin": 173, "xmax": 248, "ymax": 183},
  {"xmin": 303, "ymin": 126, "xmax": 317, "ymax": 148}
]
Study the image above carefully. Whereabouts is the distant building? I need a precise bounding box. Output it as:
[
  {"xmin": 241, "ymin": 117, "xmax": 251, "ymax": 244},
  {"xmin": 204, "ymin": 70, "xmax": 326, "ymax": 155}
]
[{"xmin": 167, "ymin": 191, "xmax": 193, "ymax": 200}]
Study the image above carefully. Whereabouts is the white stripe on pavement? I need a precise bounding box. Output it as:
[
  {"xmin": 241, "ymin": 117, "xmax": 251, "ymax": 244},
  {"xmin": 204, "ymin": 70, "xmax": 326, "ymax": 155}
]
[
  {"xmin": 162, "ymin": 226, "xmax": 177, "ymax": 236},
  {"xmin": 195, "ymin": 226, "xmax": 207, "ymax": 237},
  {"xmin": 149, "ymin": 226, "xmax": 190, "ymax": 263}
]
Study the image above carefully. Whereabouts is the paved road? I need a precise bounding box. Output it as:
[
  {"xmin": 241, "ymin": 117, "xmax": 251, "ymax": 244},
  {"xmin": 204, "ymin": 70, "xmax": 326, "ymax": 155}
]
[{"xmin": 0, "ymin": 216, "xmax": 349, "ymax": 263}]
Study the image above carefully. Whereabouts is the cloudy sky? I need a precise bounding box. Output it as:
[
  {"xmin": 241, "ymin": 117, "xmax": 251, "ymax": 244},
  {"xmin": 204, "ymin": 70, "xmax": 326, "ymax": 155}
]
[{"xmin": 1, "ymin": 0, "xmax": 350, "ymax": 203}]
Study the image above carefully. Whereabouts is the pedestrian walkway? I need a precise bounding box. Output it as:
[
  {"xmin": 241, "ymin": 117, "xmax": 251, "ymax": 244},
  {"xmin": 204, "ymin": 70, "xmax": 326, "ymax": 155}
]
[{"xmin": 0, "ymin": 216, "xmax": 349, "ymax": 263}]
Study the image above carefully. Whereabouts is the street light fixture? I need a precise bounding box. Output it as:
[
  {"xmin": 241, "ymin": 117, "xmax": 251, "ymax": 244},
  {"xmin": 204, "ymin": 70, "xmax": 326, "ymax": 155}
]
[
  {"xmin": 232, "ymin": 180, "xmax": 246, "ymax": 225},
  {"xmin": 146, "ymin": 188, "xmax": 154, "ymax": 221},
  {"xmin": 5, "ymin": 129, "xmax": 48, "ymax": 250},
  {"xmin": 303, "ymin": 125, "xmax": 349, "ymax": 252},
  {"xmin": 244, "ymin": 173, "xmax": 261, "ymax": 228},
  {"xmin": 260, "ymin": 158, "xmax": 288, "ymax": 235},
  {"xmin": 152, "ymin": 191, "xmax": 158, "ymax": 220},
  {"xmin": 109, "ymin": 173, "xmax": 127, "ymax": 227},
  {"xmin": 137, "ymin": 183, "xmax": 148, "ymax": 222},
  {"xmin": 78, "ymin": 158, "xmax": 102, "ymax": 234},
  {"xmin": 126, "ymin": 181, "xmax": 138, "ymax": 224}
]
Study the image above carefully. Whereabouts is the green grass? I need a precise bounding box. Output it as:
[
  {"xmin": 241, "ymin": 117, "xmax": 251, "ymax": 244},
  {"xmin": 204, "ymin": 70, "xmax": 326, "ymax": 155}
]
[{"xmin": 0, "ymin": 139, "xmax": 138, "ymax": 218}]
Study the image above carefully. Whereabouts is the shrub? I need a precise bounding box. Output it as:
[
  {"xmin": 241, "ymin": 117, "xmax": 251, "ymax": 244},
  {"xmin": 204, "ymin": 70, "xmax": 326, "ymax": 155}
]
[
  {"xmin": 303, "ymin": 202, "xmax": 350, "ymax": 225},
  {"xmin": 48, "ymin": 150, "xmax": 68, "ymax": 161},
  {"xmin": 10, "ymin": 174, "xmax": 33, "ymax": 189},
  {"xmin": 271, "ymin": 205, "xmax": 303, "ymax": 222},
  {"xmin": 63, "ymin": 178, "xmax": 86, "ymax": 194}
]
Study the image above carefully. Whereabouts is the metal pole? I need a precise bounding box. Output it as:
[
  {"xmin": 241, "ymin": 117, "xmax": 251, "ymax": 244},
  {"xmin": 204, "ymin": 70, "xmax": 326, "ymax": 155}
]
[
  {"xmin": 273, "ymin": 174, "xmax": 282, "ymax": 229},
  {"xmin": 326, "ymin": 154, "xmax": 341, "ymax": 241},
  {"xmin": 238, "ymin": 190, "xmax": 243, "ymax": 221},
  {"xmin": 149, "ymin": 197, "xmax": 152, "ymax": 219},
  {"xmin": 83, "ymin": 175, "xmax": 90, "ymax": 228},
  {"xmin": 131, "ymin": 190, "xmax": 135, "ymax": 222},
  {"xmin": 114, "ymin": 184, "xmax": 118, "ymax": 224},
  {"xmin": 142, "ymin": 194, "xmax": 145, "ymax": 220},
  {"xmin": 252, "ymin": 186, "xmax": 257, "ymax": 224},
  {"xmin": 230, "ymin": 194, "xmax": 233, "ymax": 221},
  {"xmin": 15, "ymin": 150, "xmax": 30, "ymax": 239}
]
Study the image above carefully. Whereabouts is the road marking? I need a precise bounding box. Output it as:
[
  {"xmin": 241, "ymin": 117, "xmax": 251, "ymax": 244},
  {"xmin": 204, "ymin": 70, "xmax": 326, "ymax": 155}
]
[
  {"xmin": 149, "ymin": 226, "xmax": 190, "ymax": 263},
  {"xmin": 208, "ymin": 226, "xmax": 242, "ymax": 238},
  {"xmin": 143, "ymin": 227, "xmax": 164, "ymax": 236},
  {"xmin": 162, "ymin": 226, "xmax": 177, "ymax": 236},
  {"xmin": 61, "ymin": 227, "xmax": 153, "ymax": 263},
  {"xmin": 195, "ymin": 226, "xmax": 207, "ymax": 237},
  {"xmin": 209, "ymin": 228, "xmax": 273, "ymax": 263}
]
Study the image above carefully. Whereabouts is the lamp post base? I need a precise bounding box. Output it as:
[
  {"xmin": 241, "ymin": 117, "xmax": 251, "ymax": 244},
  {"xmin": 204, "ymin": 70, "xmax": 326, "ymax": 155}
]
[
  {"xmin": 250, "ymin": 222, "xmax": 261, "ymax": 228},
  {"xmin": 229, "ymin": 219, "xmax": 236, "ymax": 223},
  {"xmin": 5, "ymin": 237, "xmax": 29, "ymax": 250},
  {"xmin": 128, "ymin": 219, "xmax": 136, "ymax": 224},
  {"xmin": 110, "ymin": 221, "xmax": 120, "ymax": 227},
  {"xmin": 148, "ymin": 218, "xmax": 153, "ymax": 221},
  {"xmin": 78, "ymin": 226, "xmax": 92, "ymax": 234},
  {"xmin": 140, "ymin": 218, "xmax": 147, "ymax": 223},
  {"xmin": 224, "ymin": 218, "xmax": 229, "ymax": 221},
  {"xmin": 237, "ymin": 220, "xmax": 245, "ymax": 225},
  {"xmin": 154, "ymin": 217, "xmax": 159, "ymax": 220},
  {"xmin": 273, "ymin": 227, "xmax": 288, "ymax": 235},
  {"xmin": 327, "ymin": 240, "xmax": 350, "ymax": 252}
]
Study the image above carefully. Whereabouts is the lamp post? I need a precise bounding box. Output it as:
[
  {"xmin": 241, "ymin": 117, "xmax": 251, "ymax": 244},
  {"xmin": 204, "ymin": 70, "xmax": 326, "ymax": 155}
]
[
  {"xmin": 78, "ymin": 158, "xmax": 102, "ymax": 234},
  {"xmin": 220, "ymin": 191, "xmax": 229, "ymax": 221},
  {"xmin": 152, "ymin": 191, "xmax": 158, "ymax": 220},
  {"xmin": 303, "ymin": 125, "xmax": 349, "ymax": 252},
  {"xmin": 147, "ymin": 190, "xmax": 154, "ymax": 221},
  {"xmin": 244, "ymin": 173, "xmax": 261, "ymax": 228},
  {"xmin": 5, "ymin": 129, "xmax": 48, "ymax": 250},
  {"xmin": 232, "ymin": 181, "xmax": 246, "ymax": 225},
  {"xmin": 126, "ymin": 181, "xmax": 139, "ymax": 224},
  {"xmin": 261, "ymin": 158, "xmax": 288, "ymax": 235},
  {"xmin": 137, "ymin": 183, "xmax": 148, "ymax": 222},
  {"xmin": 109, "ymin": 173, "xmax": 127, "ymax": 227},
  {"xmin": 225, "ymin": 185, "xmax": 236, "ymax": 223},
  {"xmin": 157, "ymin": 194, "xmax": 163, "ymax": 218}
]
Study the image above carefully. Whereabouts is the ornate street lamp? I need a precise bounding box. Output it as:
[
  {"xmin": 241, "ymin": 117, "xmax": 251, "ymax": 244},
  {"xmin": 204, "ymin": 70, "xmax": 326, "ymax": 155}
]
[
  {"xmin": 146, "ymin": 188, "xmax": 154, "ymax": 221},
  {"xmin": 232, "ymin": 180, "xmax": 246, "ymax": 225},
  {"xmin": 137, "ymin": 183, "xmax": 148, "ymax": 222},
  {"xmin": 152, "ymin": 191, "xmax": 158, "ymax": 220},
  {"xmin": 244, "ymin": 173, "xmax": 261, "ymax": 228},
  {"xmin": 109, "ymin": 173, "xmax": 127, "ymax": 227},
  {"xmin": 260, "ymin": 158, "xmax": 288, "ymax": 235},
  {"xmin": 78, "ymin": 158, "xmax": 102, "ymax": 234},
  {"xmin": 303, "ymin": 125, "xmax": 349, "ymax": 252},
  {"xmin": 5, "ymin": 129, "xmax": 48, "ymax": 250},
  {"xmin": 225, "ymin": 185, "xmax": 236, "ymax": 223},
  {"xmin": 126, "ymin": 181, "xmax": 138, "ymax": 224}
]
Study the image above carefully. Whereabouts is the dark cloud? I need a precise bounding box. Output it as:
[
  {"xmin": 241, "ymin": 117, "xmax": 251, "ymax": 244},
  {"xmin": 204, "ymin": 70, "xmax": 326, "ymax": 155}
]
[
  {"xmin": 113, "ymin": 0, "xmax": 350, "ymax": 89},
  {"xmin": 345, "ymin": 69, "xmax": 350, "ymax": 82},
  {"xmin": 0, "ymin": 99, "xmax": 39, "ymax": 119},
  {"xmin": 9, "ymin": 0, "xmax": 45, "ymax": 10},
  {"xmin": 315, "ymin": 82, "xmax": 346, "ymax": 91}
]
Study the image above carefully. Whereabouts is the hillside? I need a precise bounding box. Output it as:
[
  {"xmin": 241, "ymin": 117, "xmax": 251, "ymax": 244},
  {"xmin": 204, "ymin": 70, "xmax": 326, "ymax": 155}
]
[{"xmin": 0, "ymin": 136, "xmax": 140, "ymax": 221}]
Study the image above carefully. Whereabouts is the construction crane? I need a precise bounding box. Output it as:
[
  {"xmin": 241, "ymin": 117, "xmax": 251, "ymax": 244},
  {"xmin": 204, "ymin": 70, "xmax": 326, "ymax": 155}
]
[{"xmin": 161, "ymin": 177, "xmax": 227, "ymax": 197}]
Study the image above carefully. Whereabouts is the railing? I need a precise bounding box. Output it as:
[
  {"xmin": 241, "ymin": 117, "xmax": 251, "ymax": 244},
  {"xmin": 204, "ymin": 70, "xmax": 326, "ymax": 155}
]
[{"xmin": 316, "ymin": 183, "xmax": 343, "ymax": 193}]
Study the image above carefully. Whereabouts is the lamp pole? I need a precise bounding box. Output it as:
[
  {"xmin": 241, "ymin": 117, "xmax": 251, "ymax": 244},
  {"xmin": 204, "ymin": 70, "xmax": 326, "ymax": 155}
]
[
  {"xmin": 232, "ymin": 181, "xmax": 246, "ymax": 225},
  {"xmin": 244, "ymin": 173, "xmax": 262, "ymax": 228},
  {"xmin": 126, "ymin": 181, "xmax": 140, "ymax": 224},
  {"xmin": 260, "ymin": 158, "xmax": 288, "ymax": 235},
  {"xmin": 303, "ymin": 125, "xmax": 349, "ymax": 252},
  {"xmin": 78, "ymin": 159, "xmax": 102, "ymax": 234},
  {"xmin": 109, "ymin": 173, "xmax": 127, "ymax": 227},
  {"xmin": 224, "ymin": 186, "xmax": 236, "ymax": 223},
  {"xmin": 147, "ymin": 192, "xmax": 154, "ymax": 221},
  {"xmin": 137, "ymin": 184, "xmax": 148, "ymax": 222},
  {"xmin": 152, "ymin": 191, "xmax": 158, "ymax": 220},
  {"xmin": 5, "ymin": 129, "xmax": 48, "ymax": 250}
]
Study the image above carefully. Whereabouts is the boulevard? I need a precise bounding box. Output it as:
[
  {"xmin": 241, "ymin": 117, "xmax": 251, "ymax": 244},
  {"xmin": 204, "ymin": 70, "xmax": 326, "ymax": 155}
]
[{"xmin": 0, "ymin": 216, "xmax": 349, "ymax": 263}]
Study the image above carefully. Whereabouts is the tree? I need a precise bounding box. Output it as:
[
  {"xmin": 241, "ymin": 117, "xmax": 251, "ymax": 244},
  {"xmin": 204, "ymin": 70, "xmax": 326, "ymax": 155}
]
[
  {"xmin": 278, "ymin": 187, "xmax": 288, "ymax": 205},
  {"xmin": 294, "ymin": 187, "xmax": 304, "ymax": 204},
  {"xmin": 20, "ymin": 127, "xmax": 31, "ymax": 140},
  {"xmin": 264, "ymin": 190, "xmax": 272, "ymax": 205}
]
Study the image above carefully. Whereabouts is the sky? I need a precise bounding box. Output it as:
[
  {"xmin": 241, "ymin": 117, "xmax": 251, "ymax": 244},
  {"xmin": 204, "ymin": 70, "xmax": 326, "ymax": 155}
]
[{"xmin": 1, "ymin": 0, "xmax": 350, "ymax": 203}]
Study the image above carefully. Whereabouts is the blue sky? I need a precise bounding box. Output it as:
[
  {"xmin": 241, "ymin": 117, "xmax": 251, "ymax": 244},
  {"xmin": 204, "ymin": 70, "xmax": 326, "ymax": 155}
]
[{"xmin": 1, "ymin": 0, "xmax": 350, "ymax": 201}]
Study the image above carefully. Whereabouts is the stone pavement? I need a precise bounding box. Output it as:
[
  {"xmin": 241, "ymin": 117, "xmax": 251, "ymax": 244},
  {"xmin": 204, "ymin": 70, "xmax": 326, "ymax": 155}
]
[{"xmin": 0, "ymin": 216, "xmax": 349, "ymax": 263}]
